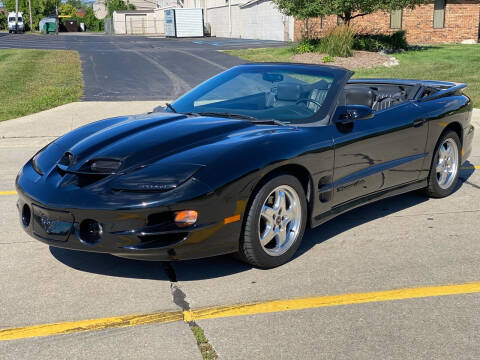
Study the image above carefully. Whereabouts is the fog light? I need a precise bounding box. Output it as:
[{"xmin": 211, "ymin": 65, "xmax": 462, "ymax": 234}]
[
  {"xmin": 174, "ymin": 210, "xmax": 198, "ymax": 228},
  {"xmin": 78, "ymin": 219, "xmax": 102, "ymax": 244},
  {"xmin": 22, "ymin": 204, "xmax": 31, "ymax": 227}
]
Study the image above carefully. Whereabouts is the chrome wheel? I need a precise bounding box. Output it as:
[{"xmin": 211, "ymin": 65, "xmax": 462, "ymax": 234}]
[
  {"xmin": 258, "ymin": 185, "xmax": 302, "ymax": 256},
  {"xmin": 436, "ymin": 138, "xmax": 459, "ymax": 190}
]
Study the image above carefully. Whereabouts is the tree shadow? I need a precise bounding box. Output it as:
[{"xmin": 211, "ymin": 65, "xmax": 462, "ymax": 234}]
[{"xmin": 51, "ymin": 162, "xmax": 476, "ymax": 280}]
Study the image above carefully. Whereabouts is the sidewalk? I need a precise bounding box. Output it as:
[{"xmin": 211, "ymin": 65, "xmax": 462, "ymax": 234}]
[{"xmin": 0, "ymin": 101, "xmax": 165, "ymax": 138}]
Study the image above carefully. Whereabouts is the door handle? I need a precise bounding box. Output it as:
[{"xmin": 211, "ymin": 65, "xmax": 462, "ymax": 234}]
[{"xmin": 413, "ymin": 118, "xmax": 426, "ymax": 127}]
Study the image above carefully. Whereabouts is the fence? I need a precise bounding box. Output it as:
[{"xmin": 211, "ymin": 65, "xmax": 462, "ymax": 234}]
[{"xmin": 104, "ymin": 18, "xmax": 114, "ymax": 35}]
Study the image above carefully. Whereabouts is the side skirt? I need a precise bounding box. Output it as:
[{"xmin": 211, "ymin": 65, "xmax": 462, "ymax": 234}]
[{"xmin": 311, "ymin": 179, "xmax": 427, "ymax": 228}]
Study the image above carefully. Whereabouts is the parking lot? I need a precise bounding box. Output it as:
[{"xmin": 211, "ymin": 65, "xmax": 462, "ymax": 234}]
[
  {"xmin": 0, "ymin": 103, "xmax": 479, "ymax": 359},
  {"xmin": 0, "ymin": 34, "xmax": 285, "ymax": 101}
]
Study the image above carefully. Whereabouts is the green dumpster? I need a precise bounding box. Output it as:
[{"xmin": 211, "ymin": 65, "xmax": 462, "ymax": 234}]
[{"xmin": 45, "ymin": 22, "xmax": 56, "ymax": 34}]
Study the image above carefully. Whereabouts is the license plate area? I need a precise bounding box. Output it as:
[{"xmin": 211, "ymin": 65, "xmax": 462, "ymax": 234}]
[{"xmin": 32, "ymin": 204, "xmax": 74, "ymax": 242}]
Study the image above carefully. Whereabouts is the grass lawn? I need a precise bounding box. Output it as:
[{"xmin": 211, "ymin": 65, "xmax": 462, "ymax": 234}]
[
  {"xmin": 0, "ymin": 49, "xmax": 83, "ymax": 122},
  {"xmin": 225, "ymin": 44, "xmax": 480, "ymax": 107}
]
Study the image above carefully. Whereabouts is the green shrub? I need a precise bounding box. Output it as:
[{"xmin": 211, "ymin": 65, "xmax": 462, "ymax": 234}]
[
  {"xmin": 322, "ymin": 55, "xmax": 334, "ymax": 63},
  {"xmin": 293, "ymin": 38, "xmax": 319, "ymax": 54},
  {"xmin": 353, "ymin": 31, "xmax": 408, "ymax": 52},
  {"xmin": 318, "ymin": 25, "xmax": 354, "ymax": 57},
  {"xmin": 294, "ymin": 25, "xmax": 354, "ymax": 57}
]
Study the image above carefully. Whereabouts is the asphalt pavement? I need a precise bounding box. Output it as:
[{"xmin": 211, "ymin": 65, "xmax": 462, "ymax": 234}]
[
  {"xmin": 0, "ymin": 33, "xmax": 285, "ymax": 101},
  {"xmin": 0, "ymin": 104, "xmax": 479, "ymax": 359}
]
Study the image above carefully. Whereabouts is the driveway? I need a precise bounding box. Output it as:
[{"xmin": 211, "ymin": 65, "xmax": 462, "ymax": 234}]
[
  {"xmin": 0, "ymin": 105, "xmax": 479, "ymax": 359},
  {"xmin": 0, "ymin": 33, "xmax": 285, "ymax": 101}
]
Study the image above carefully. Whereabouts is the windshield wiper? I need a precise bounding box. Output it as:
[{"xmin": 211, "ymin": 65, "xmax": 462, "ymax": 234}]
[
  {"xmin": 165, "ymin": 103, "xmax": 177, "ymax": 113},
  {"xmin": 196, "ymin": 112, "xmax": 258, "ymax": 121},
  {"xmin": 194, "ymin": 112, "xmax": 286, "ymax": 126},
  {"xmin": 249, "ymin": 119, "xmax": 286, "ymax": 126}
]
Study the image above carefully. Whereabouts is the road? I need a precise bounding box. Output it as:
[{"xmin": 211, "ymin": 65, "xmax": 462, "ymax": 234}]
[
  {"xmin": 0, "ymin": 33, "xmax": 285, "ymax": 101},
  {"xmin": 0, "ymin": 104, "xmax": 479, "ymax": 359}
]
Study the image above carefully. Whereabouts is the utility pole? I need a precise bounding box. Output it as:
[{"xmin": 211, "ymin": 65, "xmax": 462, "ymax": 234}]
[
  {"xmin": 55, "ymin": 3, "xmax": 59, "ymax": 37},
  {"xmin": 228, "ymin": 0, "xmax": 231, "ymax": 37},
  {"xmin": 15, "ymin": 0, "xmax": 18, "ymax": 34},
  {"xmin": 28, "ymin": 0, "xmax": 33, "ymax": 32}
]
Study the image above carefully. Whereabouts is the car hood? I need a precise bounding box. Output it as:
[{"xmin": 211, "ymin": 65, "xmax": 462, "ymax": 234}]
[{"xmin": 53, "ymin": 112, "xmax": 259, "ymax": 172}]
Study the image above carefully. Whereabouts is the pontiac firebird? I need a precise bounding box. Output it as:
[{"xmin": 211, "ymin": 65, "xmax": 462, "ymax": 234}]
[{"xmin": 16, "ymin": 64, "xmax": 474, "ymax": 268}]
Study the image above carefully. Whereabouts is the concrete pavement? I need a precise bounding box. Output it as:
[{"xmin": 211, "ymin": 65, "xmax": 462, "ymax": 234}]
[{"xmin": 0, "ymin": 105, "xmax": 479, "ymax": 359}]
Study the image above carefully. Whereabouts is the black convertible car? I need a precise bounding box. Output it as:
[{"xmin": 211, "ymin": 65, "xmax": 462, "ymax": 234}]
[{"xmin": 17, "ymin": 64, "xmax": 474, "ymax": 268}]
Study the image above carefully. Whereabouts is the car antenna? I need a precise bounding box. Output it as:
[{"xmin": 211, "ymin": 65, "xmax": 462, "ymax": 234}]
[{"xmin": 165, "ymin": 103, "xmax": 177, "ymax": 113}]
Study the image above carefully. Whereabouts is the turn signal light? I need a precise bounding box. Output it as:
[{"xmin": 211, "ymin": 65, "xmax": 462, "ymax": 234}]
[{"xmin": 174, "ymin": 210, "xmax": 198, "ymax": 227}]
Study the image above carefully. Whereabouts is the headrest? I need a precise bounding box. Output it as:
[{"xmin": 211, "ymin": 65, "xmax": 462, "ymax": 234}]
[
  {"xmin": 344, "ymin": 87, "xmax": 374, "ymax": 107},
  {"xmin": 277, "ymin": 83, "xmax": 301, "ymax": 101}
]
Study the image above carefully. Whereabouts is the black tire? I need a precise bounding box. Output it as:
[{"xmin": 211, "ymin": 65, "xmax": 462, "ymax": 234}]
[
  {"xmin": 238, "ymin": 174, "xmax": 307, "ymax": 268},
  {"xmin": 425, "ymin": 130, "xmax": 461, "ymax": 198}
]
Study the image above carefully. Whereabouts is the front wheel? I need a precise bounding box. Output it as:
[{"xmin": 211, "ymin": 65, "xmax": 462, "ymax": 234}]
[
  {"xmin": 425, "ymin": 130, "xmax": 461, "ymax": 198},
  {"xmin": 239, "ymin": 174, "xmax": 307, "ymax": 268}
]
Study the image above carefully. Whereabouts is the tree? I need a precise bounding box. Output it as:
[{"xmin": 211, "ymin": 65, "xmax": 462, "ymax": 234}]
[
  {"xmin": 58, "ymin": 3, "xmax": 77, "ymax": 17},
  {"xmin": 273, "ymin": 0, "xmax": 429, "ymax": 24},
  {"xmin": 106, "ymin": 0, "xmax": 136, "ymax": 17},
  {"xmin": 83, "ymin": 5, "xmax": 104, "ymax": 32},
  {"xmin": 0, "ymin": 11, "xmax": 7, "ymax": 30},
  {"xmin": 66, "ymin": 0, "xmax": 84, "ymax": 9}
]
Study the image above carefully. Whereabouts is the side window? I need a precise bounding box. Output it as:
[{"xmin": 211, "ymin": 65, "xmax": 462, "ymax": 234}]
[
  {"xmin": 433, "ymin": 0, "xmax": 446, "ymax": 29},
  {"xmin": 390, "ymin": 10, "xmax": 402, "ymax": 29}
]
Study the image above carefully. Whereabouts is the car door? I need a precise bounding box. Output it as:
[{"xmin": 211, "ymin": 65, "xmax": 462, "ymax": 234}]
[{"xmin": 330, "ymin": 102, "xmax": 428, "ymax": 207}]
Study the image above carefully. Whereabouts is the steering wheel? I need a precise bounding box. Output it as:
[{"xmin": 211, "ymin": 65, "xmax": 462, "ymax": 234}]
[{"xmin": 296, "ymin": 98, "xmax": 323, "ymax": 108}]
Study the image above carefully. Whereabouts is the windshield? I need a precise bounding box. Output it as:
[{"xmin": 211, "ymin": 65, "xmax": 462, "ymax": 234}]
[
  {"xmin": 9, "ymin": 17, "xmax": 23, "ymax": 22},
  {"xmin": 171, "ymin": 64, "xmax": 348, "ymax": 125}
]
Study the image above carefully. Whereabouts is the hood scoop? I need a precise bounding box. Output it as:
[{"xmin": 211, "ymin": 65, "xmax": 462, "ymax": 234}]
[
  {"xmin": 57, "ymin": 155, "xmax": 124, "ymax": 188},
  {"xmin": 58, "ymin": 154, "xmax": 122, "ymax": 176}
]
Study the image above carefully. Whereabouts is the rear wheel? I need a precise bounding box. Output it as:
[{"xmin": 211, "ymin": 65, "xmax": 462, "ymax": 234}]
[
  {"xmin": 425, "ymin": 130, "xmax": 461, "ymax": 198},
  {"xmin": 239, "ymin": 174, "xmax": 307, "ymax": 268}
]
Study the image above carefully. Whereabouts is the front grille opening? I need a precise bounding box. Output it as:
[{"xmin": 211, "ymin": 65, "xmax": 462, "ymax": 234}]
[
  {"xmin": 146, "ymin": 212, "xmax": 174, "ymax": 226},
  {"xmin": 136, "ymin": 233, "xmax": 188, "ymax": 249}
]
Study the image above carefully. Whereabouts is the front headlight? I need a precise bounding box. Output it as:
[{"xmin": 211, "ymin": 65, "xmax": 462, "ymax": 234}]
[{"xmin": 109, "ymin": 163, "xmax": 204, "ymax": 192}]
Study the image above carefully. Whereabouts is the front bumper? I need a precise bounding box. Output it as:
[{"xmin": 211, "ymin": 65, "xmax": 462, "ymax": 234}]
[{"xmin": 16, "ymin": 188, "xmax": 241, "ymax": 261}]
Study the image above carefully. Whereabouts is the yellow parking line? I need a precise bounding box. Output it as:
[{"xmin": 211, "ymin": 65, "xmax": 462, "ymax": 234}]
[
  {"xmin": 0, "ymin": 311, "xmax": 183, "ymax": 341},
  {"xmin": 0, "ymin": 191, "xmax": 17, "ymax": 196},
  {"xmin": 1, "ymin": 282, "xmax": 479, "ymax": 341},
  {"xmin": 184, "ymin": 282, "xmax": 480, "ymax": 322}
]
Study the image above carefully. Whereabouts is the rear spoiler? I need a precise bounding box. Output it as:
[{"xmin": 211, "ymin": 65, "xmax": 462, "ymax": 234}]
[{"xmin": 417, "ymin": 83, "xmax": 467, "ymax": 102}]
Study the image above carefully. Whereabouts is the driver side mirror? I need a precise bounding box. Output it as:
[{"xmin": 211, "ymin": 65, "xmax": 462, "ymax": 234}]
[{"xmin": 334, "ymin": 105, "xmax": 374, "ymax": 125}]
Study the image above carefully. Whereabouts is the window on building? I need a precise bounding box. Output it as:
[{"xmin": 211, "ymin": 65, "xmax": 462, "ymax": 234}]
[
  {"xmin": 390, "ymin": 10, "xmax": 402, "ymax": 29},
  {"xmin": 433, "ymin": 0, "xmax": 446, "ymax": 29}
]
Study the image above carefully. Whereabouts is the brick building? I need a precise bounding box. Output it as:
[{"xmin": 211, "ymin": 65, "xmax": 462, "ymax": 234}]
[{"xmin": 295, "ymin": 0, "xmax": 480, "ymax": 44}]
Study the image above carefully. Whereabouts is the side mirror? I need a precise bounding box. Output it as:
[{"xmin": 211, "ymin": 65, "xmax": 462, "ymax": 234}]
[{"xmin": 334, "ymin": 105, "xmax": 374, "ymax": 125}]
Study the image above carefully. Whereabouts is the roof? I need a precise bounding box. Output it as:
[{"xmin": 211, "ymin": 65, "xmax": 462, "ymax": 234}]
[
  {"xmin": 240, "ymin": 0, "xmax": 268, "ymax": 8},
  {"xmin": 114, "ymin": 10, "xmax": 154, "ymax": 14}
]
